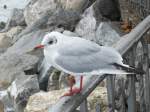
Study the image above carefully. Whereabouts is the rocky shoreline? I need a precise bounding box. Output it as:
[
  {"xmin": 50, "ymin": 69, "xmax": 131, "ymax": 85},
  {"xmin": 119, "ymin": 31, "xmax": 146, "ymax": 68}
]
[{"xmin": 0, "ymin": 0, "xmax": 125, "ymax": 112}]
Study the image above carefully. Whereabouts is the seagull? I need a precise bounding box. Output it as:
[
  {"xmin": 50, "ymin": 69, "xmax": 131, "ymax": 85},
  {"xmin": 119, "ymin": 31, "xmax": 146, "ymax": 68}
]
[{"xmin": 34, "ymin": 31, "xmax": 142, "ymax": 96}]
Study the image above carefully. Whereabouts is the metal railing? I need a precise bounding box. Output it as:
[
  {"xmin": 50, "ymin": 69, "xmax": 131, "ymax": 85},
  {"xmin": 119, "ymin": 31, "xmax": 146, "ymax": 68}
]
[{"xmin": 49, "ymin": 15, "xmax": 150, "ymax": 112}]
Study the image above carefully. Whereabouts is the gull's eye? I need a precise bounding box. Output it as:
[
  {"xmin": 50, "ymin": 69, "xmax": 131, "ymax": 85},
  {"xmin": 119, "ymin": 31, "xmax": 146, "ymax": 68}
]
[{"xmin": 48, "ymin": 40, "xmax": 53, "ymax": 44}]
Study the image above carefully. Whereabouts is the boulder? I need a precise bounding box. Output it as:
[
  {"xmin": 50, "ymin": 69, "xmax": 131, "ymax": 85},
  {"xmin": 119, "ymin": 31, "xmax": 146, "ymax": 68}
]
[
  {"xmin": 1, "ymin": 8, "xmax": 26, "ymax": 32},
  {"xmin": 0, "ymin": 22, "xmax": 5, "ymax": 31},
  {"xmin": 6, "ymin": 26, "xmax": 23, "ymax": 40},
  {"xmin": 24, "ymin": 90, "xmax": 64, "ymax": 112},
  {"xmin": 0, "ymin": 100, "xmax": 4, "ymax": 112},
  {"xmin": 0, "ymin": 26, "xmax": 23, "ymax": 54},
  {"xmin": 75, "ymin": 6, "xmax": 97, "ymax": 41},
  {"xmin": 93, "ymin": 0, "xmax": 121, "ymax": 21},
  {"xmin": 63, "ymin": 30, "xmax": 79, "ymax": 37},
  {"xmin": 58, "ymin": 0, "xmax": 88, "ymax": 12},
  {"xmin": 0, "ymin": 90, "xmax": 14, "ymax": 112},
  {"xmin": 7, "ymin": 29, "xmax": 45, "ymax": 53},
  {"xmin": 47, "ymin": 69, "xmax": 61, "ymax": 91},
  {"xmin": 8, "ymin": 75, "xmax": 39, "ymax": 112},
  {"xmin": 24, "ymin": 0, "xmax": 58, "ymax": 25},
  {"xmin": 95, "ymin": 22, "xmax": 121, "ymax": 46},
  {"xmin": 46, "ymin": 8, "xmax": 81, "ymax": 31},
  {"xmin": 37, "ymin": 58, "xmax": 53, "ymax": 91},
  {"xmin": 8, "ymin": 8, "xmax": 26, "ymax": 27},
  {"xmin": 24, "ymin": 87, "xmax": 107, "ymax": 112},
  {"xmin": 0, "ymin": 52, "xmax": 38, "ymax": 90},
  {"xmin": 0, "ymin": 33, "xmax": 11, "ymax": 49}
]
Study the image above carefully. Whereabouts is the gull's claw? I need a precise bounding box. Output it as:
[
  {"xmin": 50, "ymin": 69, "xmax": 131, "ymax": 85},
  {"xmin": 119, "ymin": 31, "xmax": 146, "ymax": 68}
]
[{"xmin": 62, "ymin": 87, "xmax": 82, "ymax": 97}]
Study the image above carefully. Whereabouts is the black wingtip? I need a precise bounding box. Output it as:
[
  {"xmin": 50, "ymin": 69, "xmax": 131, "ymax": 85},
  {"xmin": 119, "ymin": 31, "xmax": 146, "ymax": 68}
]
[{"xmin": 112, "ymin": 63, "xmax": 145, "ymax": 75}]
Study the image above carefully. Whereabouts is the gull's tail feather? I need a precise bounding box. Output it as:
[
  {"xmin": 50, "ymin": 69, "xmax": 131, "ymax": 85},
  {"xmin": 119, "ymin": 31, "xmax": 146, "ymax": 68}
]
[{"xmin": 113, "ymin": 63, "xmax": 145, "ymax": 74}]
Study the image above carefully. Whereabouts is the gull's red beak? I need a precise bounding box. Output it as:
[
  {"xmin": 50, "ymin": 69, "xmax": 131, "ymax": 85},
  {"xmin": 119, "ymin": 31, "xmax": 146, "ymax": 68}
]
[{"xmin": 34, "ymin": 45, "xmax": 44, "ymax": 49}]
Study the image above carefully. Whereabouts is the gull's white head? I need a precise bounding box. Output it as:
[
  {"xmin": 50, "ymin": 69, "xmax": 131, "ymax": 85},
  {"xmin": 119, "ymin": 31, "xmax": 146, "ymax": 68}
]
[{"xmin": 34, "ymin": 31, "xmax": 62, "ymax": 49}]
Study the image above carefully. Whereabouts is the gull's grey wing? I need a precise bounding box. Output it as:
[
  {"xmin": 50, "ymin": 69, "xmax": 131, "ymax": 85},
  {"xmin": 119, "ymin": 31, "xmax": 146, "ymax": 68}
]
[{"xmin": 55, "ymin": 38, "xmax": 123, "ymax": 73}]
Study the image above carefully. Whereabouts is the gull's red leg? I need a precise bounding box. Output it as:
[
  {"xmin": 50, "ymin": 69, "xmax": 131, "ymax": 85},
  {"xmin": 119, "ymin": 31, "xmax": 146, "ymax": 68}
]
[
  {"xmin": 80, "ymin": 76, "xmax": 83, "ymax": 91},
  {"xmin": 62, "ymin": 75, "xmax": 83, "ymax": 97},
  {"xmin": 70, "ymin": 75, "xmax": 83, "ymax": 94}
]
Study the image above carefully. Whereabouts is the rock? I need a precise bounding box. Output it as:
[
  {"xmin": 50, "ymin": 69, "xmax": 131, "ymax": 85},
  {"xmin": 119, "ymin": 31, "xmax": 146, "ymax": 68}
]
[
  {"xmin": 24, "ymin": 90, "xmax": 64, "ymax": 112},
  {"xmin": 47, "ymin": 69, "xmax": 61, "ymax": 91},
  {"xmin": 8, "ymin": 75, "xmax": 39, "ymax": 112},
  {"xmin": 7, "ymin": 29, "xmax": 45, "ymax": 53},
  {"xmin": 95, "ymin": 22, "xmax": 121, "ymax": 46},
  {"xmin": 37, "ymin": 58, "xmax": 53, "ymax": 91},
  {"xmin": 63, "ymin": 30, "xmax": 79, "ymax": 37},
  {"xmin": 25, "ymin": 87, "xmax": 107, "ymax": 112},
  {"xmin": 93, "ymin": 0, "xmax": 121, "ymax": 21},
  {"xmin": 0, "ymin": 0, "xmax": 30, "ymax": 22},
  {"xmin": 24, "ymin": 0, "xmax": 58, "ymax": 25},
  {"xmin": 1, "ymin": 8, "xmax": 26, "ymax": 32},
  {"xmin": 47, "ymin": 8, "xmax": 81, "ymax": 31},
  {"xmin": 75, "ymin": 6, "xmax": 97, "ymax": 41},
  {"xmin": 0, "ymin": 33, "xmax": 11, "ymax": 49},
  {"xmin": 0, "ymin": 22, "xmax": 5, "ymax": 31},
  {"xmin": 58, "ymin": 0, "xmax": 88, "ymax": 12},
  {"xmin": 6, "ymin": 26, "xmax": 23, "ymax": 40},
  {"xmin": 0, "ymin": 90, "xmax": 14, "ymax": 112},
  {"xmin": 0, "ymin": 100, "xmax": 4, "ymax": 112},
  {"xmin": 8, "ymin": 8, "xmax": 26, "ymax": 27},
  {"xmin": 0, "ymin": 53, "xmax": 39, "ymax": 90},
  {"xmin": 0, "ymin": 26, "xmax": 23, "ymax": 54},
  {"xmin": 87, "ymin": 87, "xmax": 108, "ymax": 112}
]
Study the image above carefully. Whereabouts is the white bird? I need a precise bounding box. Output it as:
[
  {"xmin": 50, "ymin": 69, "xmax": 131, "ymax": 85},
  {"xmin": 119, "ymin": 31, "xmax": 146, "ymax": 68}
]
[{"xmin": 34, "ymin": 31, "xmax": 141, "ymax": 96}]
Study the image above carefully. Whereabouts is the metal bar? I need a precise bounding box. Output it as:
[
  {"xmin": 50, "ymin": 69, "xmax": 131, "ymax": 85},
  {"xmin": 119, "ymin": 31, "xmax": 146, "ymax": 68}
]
[
  {"xmin": 106, "ymin": 76, "xmax": 115, "ymax": 112},
  {"xmin": 95, "ymin": 103, "xmax": 101, "ymax": 112},
  {"xmin": 141, "ymin": 38, "xmax": 150, "ymax": 112},
  {"xmin": 114, "ymin": 15, "xmax": 150, "ymax": 55},
  {"xmin": 126, "ymin": 45, "xmax": 137, "ymax": 112},
  {"xmin": 80, "ymin": 99, "xmax": 88, "ymax": 112}
]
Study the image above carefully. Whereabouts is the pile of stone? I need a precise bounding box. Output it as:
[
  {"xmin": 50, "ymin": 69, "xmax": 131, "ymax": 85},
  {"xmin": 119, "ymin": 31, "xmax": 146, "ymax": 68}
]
[{"xmin": 0, "ymin": 0, "xmax": 123, "ymax": 112}]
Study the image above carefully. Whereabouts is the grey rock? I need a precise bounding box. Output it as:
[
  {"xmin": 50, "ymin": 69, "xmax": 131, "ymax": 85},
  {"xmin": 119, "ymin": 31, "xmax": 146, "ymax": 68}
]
[
  {"xmin": 8, "ymin": 8, "xmax": 26, "ymax": 27},
  {"xmin": 0, "ymin": 90, "xmax": 14, "ymax": 112},
  {"xmin": 15, "ymin": 11, "xmax": 54, "ymax": 42},
  {"xmin": 95, "ymin": 22, "xmax": 120, "ymax": 46},
  {"xmin": 0, "ymin": 22, "xmax": 5, "ymax": 31},
  {"xmin": 1, "ymin": 8, "xmax": 26, "ymax": 32},
  {"xmin": 8, "ymin": 75, "xmax": 39, "ymax": 112},
  {"xmin": 0, "ymin": 33, "xmax": 12, "ymax": 49},
  {"xmin": 58, "ymin": 0, "xmax": 88, "ymax": 12},
  {"xmin": 47, "ymin": 8, "xmax": 81, "ymax": 31},
  {"xmin": 37, "ymin": 58, "xmax": 53, "ymax": 91},
  {"xmin": 24, "ymin": 0, "xmax": 58, "ymax": 25},
  {"xmin": 0, "ymin": 52, "xmax": 39, "ymax": 89},
  {"xmin": 75, "ymin": 6, "xmax": 97, "ymax": 41},
  {"xmin": 93, "ymin": 0, "xmax": 121, "ymax": 21},
  {"xmin": 7, "ymin": 29, "xmax": 45, "ymax": 53},
  {"xmin": 63, "ymin": 30, "xmax": 79, "ymax": 37},
  {"xmin": 0, "ymin": 100, "xmax": 4, "ymax": 112},
  {"xmin": 6, "ymin": 26, "xmax": 23, "ymax": 41},
  {"xmin": 47, "ymin": 69, "xmax": 61, "ymax": 91}
]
